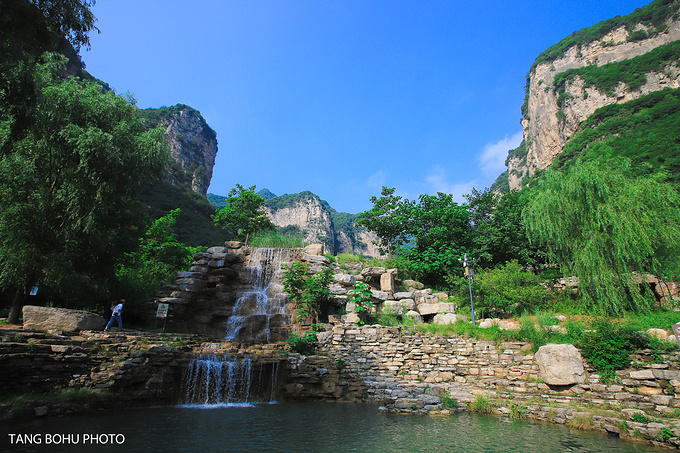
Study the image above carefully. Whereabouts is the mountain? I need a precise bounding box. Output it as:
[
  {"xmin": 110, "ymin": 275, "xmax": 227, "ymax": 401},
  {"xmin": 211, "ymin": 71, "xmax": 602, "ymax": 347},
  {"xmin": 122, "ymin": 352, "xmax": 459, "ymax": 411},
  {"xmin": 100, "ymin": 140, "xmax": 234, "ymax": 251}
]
[
  {"xmin": 494, "ymin": 0, "xmax": 680, "ymax": 191},
  {"xmin": 207, "ymin": 190, "xmax": 382, "ymax": 256},
  {"xmin": 138, "ymin": 104, "xmax": 218, "ymax": 196}
]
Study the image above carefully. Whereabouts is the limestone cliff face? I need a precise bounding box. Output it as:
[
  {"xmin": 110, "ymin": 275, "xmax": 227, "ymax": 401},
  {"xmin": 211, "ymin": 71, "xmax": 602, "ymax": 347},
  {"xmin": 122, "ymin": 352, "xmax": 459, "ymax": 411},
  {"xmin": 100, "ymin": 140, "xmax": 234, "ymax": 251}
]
[
  {"xmin": 511, "ymin": 15, "xmax": 680, "ymax": 189},
  {"xmin": 160, "ymin": 107, "xmax": 218, "ymax": 195},
  {"xmin": 266, "ymin": 196, "xmax": 336, "ymax": 249},
  {"xmin": 261, "ymin": 191, "xmax": 382, "ymax": 257}
]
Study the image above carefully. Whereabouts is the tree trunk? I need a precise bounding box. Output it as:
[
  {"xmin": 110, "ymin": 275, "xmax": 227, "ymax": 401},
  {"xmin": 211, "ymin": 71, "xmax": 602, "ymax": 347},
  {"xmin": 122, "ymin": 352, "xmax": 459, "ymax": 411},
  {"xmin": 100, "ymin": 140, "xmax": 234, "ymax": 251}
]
[{"xmin": 8, "ymin": 286, "xmax": 26, "ymax": 325}]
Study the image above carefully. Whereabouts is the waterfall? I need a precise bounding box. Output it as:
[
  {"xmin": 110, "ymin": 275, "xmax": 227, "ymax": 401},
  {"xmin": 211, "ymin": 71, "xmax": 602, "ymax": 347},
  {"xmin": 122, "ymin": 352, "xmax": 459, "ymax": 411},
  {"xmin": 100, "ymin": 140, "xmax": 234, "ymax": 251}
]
[
  {"xmin": 225, "ymin": 248, "xmax": 296, "ymax": 342},
  {"xmin": 179, "ymin": 354, "xmax": 282, "ymax": 407}
]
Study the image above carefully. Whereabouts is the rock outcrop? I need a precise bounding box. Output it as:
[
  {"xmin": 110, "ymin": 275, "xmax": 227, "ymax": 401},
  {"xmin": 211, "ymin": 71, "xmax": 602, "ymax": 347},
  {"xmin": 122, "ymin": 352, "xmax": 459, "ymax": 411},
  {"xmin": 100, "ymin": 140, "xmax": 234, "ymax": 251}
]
[
  {"xmin": 506, "ymin": 5, "xmax": 680, "ymax": 189},
  {"xmin": 534, "ymin": 343, "xmax": 586, "ymax": 386},
  {"xmin": 22, "ymin": 306, "xmax": 105, "ymax": 332},
  {"xmin": 141, "ymin": 105, "xmax": 218, "ymax": 195}
]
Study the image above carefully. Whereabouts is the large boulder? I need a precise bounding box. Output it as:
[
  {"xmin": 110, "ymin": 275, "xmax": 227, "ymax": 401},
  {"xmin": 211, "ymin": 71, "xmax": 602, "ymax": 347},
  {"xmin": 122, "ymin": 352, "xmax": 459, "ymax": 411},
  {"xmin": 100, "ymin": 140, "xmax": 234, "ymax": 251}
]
[
  {"xmin": 432, "ymin": 313, "xmax": 465, "ymax": 325},
  {"xmin": 417, "ymin": 302, "xmax": 456, "ymax": 316},
  {"xmin": 534, "ymin": 343, "xmax": 586, "ymax": 386},
  {"xmin": 22, "ymin": 305, "xmax": 106, "ymax": 332}
]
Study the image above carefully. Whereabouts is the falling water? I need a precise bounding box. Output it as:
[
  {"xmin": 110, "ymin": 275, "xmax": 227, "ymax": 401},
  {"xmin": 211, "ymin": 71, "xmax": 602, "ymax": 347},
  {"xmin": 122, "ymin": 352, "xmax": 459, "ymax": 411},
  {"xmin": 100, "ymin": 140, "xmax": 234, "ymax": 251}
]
[
  {"xmin": 225, "ymin": 248, "xmax": 296, "ymax": 342},
  {"xmin": 180, "ymin": 354, "xmax": 282, "ymax": 407}
]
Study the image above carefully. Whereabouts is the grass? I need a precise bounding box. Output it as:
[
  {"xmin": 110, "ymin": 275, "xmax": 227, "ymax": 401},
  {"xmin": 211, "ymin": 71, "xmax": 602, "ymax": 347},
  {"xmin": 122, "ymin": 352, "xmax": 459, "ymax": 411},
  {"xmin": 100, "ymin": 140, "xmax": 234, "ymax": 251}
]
[
  {"xmin": 249, "ymin": 231, "xmax": 303, "ymax": 248},
  {"xmin": 469, "ymin": 393, "xmax": 493, "ymax": 414},
  {"xmin": 0, "ymin": 387, "xmax": 111, "ymax": 409}
]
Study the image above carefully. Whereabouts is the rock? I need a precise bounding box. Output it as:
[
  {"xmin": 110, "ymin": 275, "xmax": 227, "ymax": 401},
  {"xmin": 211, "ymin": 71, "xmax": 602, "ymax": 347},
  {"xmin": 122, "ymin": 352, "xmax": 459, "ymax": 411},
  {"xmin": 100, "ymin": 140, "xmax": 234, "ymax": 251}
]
[
  {"xmin": 34, "ymin": 406, "xmax": 49, "ymax": 417},
  {"xmin": 334, "ymin": 274, "xmax": 356, "ymax": 287},
  {"xmin": 371, "ymin": 290, "xmax": 389, "ymax": 301},
  {"xmin": 393, "ymin": 292, "xmax": 414, "ymax": 300},
  {"xmin": 383, "ymin": 301, "xmax": 404, "ymax": 316},
  {"xmin": 361, "ymin": 267, "xmax": 386, "ymax": 277},
  {"xmin": 304, "ymin": 244, "xmax": 325, "ymax": 256},
  {"xmin": 404, "ymin": 310, "xmax": 423, "ymax": 324},
  {"xmin": 534, "ymin": 343, "xmax": 586, "ymax": 386},
  {"xmin": 478, "ymin": 320, "xmax": 495, "ymax": 329},
  {"xmin": 225, "ymin": 241, "xmax": 242, "ymax": 249},
  {"xmin": 435, "ymin": 292, "xmax": 449, "ymax": 302},
  {"xmin": 22, "ymin": 305, "xmax": 106, "ymax": 332},
  {"xmin": 498, "ymin": 320, "xmax": 520, "ymax": 331},
  {"xmin": 403, "ymin": 280, "xmax": 424, "ymax": 290},
  {"xmin": 380, "ymin": 272, "xmax": 395, "ymax": 293},
  {"xmin": 433, "ymin": 313, "xmax": 462, "ymax": 325},
  {"xmin": 400, "ymin": 299, "xmax": 417, "ymax": 311},
  {"xmin": 304, "ymin": 254, "xmax": 330, "ymax": 265},
  {"xmin": 647, "ymin": 328, "xmax": 669, "ymax": 340},
  {"xmin": 416, "ymin": 303, "xmax": 456, "ymax": 316}
]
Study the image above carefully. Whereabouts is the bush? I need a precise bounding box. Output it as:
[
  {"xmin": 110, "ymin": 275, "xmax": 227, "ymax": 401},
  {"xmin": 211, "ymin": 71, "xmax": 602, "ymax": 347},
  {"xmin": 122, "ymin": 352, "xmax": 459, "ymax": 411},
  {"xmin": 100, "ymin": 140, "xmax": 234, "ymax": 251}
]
[
  {"xmin": 284, "ymin": 331, "xmax": 317, "ymax": 355},
  {"xmin": 475, "ymin": 261, "xmax": 552, "ymax": 317},
  {"xmin": 578, "ymin": 319, "xmax": 637, "ymax": 377}
]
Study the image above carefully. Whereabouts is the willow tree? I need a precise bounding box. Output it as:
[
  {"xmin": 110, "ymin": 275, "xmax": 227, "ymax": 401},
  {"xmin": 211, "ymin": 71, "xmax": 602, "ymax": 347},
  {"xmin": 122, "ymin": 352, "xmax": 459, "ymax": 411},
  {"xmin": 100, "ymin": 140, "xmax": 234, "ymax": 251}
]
[{"xmin": 523, "ymin": 158, "xmax": 680, "ymax": 314}]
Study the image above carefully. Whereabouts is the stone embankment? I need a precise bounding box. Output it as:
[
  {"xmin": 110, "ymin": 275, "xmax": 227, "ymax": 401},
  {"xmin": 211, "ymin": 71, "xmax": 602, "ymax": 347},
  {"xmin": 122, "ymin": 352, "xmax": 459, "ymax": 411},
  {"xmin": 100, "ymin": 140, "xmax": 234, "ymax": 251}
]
[
  {"xmin": 306, "ymin": 324, "xmax": 680, "ymax": 449},
  {"xmin": 0, "ymin": 328, "xmax": 200, "ymax": 422}
]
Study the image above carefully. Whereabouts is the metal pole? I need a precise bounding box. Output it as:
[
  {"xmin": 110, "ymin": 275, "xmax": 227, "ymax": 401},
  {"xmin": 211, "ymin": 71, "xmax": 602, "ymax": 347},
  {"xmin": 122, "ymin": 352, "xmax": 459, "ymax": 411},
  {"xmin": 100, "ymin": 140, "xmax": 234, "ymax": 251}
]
[{"xmin": 468, "ymin": 273, "xmax": 476, "ymax": 326}]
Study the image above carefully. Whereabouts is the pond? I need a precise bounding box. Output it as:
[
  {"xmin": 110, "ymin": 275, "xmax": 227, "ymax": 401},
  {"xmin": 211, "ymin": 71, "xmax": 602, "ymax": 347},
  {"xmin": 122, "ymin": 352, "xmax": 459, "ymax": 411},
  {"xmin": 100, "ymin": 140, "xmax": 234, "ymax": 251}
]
[{"xmin": 0, "ymin": 402, "xmax": 669, "ymax": 452}]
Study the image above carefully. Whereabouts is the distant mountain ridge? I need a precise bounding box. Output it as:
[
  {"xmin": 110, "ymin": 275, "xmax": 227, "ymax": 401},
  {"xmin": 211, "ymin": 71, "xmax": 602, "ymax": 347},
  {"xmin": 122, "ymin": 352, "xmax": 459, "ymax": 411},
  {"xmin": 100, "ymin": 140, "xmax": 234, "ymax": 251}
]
[{"xmin": 207, "ymin": 190, "xmax": 381, "ymax": 256}]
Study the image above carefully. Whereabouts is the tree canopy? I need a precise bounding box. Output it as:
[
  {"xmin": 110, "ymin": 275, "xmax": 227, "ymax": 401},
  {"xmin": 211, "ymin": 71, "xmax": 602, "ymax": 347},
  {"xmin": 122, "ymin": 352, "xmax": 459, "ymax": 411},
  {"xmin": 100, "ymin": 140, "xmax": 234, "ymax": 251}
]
[
  {"xmin": 212, "ymin": 184, "xmax": 275, "ymax": 245},
  {"xmin": 0, "ymin": 53, "xmax": 168, "ymax": 322},
  {"xmin": 523, "ymin": 158, "xmax": 680, "ymax": 314}
]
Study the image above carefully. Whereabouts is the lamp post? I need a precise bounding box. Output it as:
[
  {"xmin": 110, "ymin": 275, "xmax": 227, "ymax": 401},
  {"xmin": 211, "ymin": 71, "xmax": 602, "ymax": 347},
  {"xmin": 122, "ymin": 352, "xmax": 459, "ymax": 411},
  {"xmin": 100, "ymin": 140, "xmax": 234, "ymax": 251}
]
[{"xmin": 460, "ymin": 253, "xmax": 476, "ymax": 326}]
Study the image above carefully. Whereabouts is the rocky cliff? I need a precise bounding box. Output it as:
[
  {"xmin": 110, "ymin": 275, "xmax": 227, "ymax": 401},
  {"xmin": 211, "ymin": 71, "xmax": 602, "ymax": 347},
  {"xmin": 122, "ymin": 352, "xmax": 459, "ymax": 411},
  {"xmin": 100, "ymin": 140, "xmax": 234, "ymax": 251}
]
[
  {"xmin": 140, "ymin": 105, "xmax": 218, "ymax": 195},
  {"xmin": 264, "ymin": 191, "xmax": 382, "ymax": 256},
  {"xmin": 504, "ymin": 0, "xmax": 680, "ymax": 189}
]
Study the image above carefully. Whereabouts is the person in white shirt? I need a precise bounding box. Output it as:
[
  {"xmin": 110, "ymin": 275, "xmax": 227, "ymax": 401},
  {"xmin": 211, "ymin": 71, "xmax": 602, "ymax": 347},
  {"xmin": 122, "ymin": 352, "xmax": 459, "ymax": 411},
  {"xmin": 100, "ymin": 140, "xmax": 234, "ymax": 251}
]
[{"xmin": 104, "ymin": 299, "xmax": 125, "ymax": 331}]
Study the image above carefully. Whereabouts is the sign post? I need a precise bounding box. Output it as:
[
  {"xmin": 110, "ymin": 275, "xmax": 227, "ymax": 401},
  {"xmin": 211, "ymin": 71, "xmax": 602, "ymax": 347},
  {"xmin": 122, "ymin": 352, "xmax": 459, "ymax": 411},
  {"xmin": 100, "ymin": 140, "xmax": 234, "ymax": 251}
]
[
  {"xmin": 156, "ymin": 303, "xmax": 169, "ymax": 331},
  {"xmin": 459, "ymin": 253, "xmax": 476, "ymax": 326}
]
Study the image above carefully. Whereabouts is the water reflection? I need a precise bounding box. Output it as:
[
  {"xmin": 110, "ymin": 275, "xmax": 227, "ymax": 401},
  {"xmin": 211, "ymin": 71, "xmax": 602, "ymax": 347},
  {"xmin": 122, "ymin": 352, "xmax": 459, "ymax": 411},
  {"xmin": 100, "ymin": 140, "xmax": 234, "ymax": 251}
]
[{"xmin": 0, "ymin": 402, "xmax": 668, "ymax": 453}]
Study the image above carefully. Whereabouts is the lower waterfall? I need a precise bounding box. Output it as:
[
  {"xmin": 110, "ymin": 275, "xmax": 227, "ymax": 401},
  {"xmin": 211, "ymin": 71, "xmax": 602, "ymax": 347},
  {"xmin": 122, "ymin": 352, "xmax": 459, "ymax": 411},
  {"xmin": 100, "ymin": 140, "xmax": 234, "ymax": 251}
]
[{"xmin": 179, "ymin": 353, "xmax": 282, "ymax": 407}]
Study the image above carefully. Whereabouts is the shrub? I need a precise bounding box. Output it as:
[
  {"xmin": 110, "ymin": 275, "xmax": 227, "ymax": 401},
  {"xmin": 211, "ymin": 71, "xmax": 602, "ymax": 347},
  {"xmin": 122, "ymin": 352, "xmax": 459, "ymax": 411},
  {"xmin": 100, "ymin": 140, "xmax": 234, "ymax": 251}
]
[
  {"xmin": 284, "ymin": 331, "xmax": 317, "ymax": 355},
  {"xmin": 578, "ymin": 318, "xmax": 637, "ymax": 377},
  {"xmin": 348, "ymin": 282, "xmax": 375, "ymax": 325}
]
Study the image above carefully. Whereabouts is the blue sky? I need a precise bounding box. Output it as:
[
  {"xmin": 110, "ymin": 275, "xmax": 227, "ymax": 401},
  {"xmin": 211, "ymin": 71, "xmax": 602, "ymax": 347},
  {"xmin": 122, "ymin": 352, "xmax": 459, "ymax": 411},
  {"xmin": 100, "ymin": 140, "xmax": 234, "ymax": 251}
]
[{"xmin": 84, "ymin": 0, "xmax": 649, "ymax": 214}]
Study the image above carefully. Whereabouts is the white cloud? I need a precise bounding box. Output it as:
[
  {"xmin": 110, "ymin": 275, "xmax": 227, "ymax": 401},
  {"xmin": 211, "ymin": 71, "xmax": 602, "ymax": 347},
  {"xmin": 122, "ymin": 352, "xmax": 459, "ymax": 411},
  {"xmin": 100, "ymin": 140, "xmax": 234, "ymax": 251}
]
[
  {"xmin": 478, "ymin": 131, "xmax": 523, "ymax": 177},
  {"xmin": 366, "ymin": 170, "xmax": 386, "ymax": 189},
  {"xmin": 425, "ymin": 165, "xmax": 477, "ymax": 202}
]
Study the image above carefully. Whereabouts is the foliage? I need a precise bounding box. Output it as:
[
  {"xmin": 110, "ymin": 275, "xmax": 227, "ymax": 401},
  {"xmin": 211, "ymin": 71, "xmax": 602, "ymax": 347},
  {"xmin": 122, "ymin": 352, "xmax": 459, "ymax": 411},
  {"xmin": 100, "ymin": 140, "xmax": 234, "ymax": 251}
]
[
  {"xmin": 523, "ymin": 158, "xmax": 680, "ymax": 315},
  {"xmin": 0, "ymin": 53, "xmax": 168, "ymax": 322},
  {"xmin": 357, "ymin": 187, "xmax": 411, "ymax": 256},
  {"xmin": 469, "ymin": 393, "xmax": 493, "ymax": 414},
  {"xmin": 578, "ymin": 319, "xmax": 638, "ymax": 378},
  {"xmin": 553, "ymin": 41, "xmax": 680, "ymax": 103},
  {"xmin": 348, "ymin": 282, "xmax": 374, "ymax": 325},
  {"xmin": 282, "ymin": 262, "xmax": 334, "ymax": 324},
  {"xmin": 465, "ymin": 188, "xmax": 546, "ymax": 269},
  {"xmin": 554, "ymin": 88, "xmax": 680, "ymax": 186},
  {"xmin": 213, "ymin": 184, "xmax": 275, "ymax": 245},
  {"xmin": 116, "ymin": 209, "xmax": 200, "ymax": 320},
  {"xmin": 249, "ymin": 231, "xmax": 303, "ymax": 248},
  {"xmin": 474, "ymin": 261, "xmax": 552, "ymax": 317},
  {"xmin": 284, "ymin": 331, "xmax": 317, "ymax": 355}
]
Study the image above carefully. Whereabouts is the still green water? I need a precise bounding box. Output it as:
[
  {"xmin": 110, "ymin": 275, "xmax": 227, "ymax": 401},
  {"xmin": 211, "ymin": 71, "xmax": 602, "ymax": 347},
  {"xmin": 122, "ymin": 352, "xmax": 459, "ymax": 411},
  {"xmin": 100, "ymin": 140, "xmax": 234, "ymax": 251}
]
[{"xmin": 0, "ymin": 402, "xmax": 669, "ymax": 452}]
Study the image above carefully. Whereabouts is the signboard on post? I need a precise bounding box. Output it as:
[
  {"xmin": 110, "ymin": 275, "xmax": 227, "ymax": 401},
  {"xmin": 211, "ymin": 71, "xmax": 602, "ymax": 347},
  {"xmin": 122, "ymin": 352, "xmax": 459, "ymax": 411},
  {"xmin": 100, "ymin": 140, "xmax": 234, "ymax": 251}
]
[
  {"xmin": 156, "ymin": 303, "xmax": 169, "ymax": 318},
  {"xmin": 672, "ymin": 323, "xmax": 680, "ymax": 348}
]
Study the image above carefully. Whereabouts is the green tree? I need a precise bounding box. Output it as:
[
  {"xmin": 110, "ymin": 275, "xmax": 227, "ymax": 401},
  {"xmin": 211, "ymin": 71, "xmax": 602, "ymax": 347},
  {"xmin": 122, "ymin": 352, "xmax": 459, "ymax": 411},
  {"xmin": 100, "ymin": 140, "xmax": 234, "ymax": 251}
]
[
  {"xmin": 357, "ymin": 186, "xmax": 411, "ymax": 256},
  {"xmin": 282, "ymin": 262, "xmax": 334, "ymax": 324},
  {"xmin": 465, "ymin": 188, "xmax": 546, "ymax": 269},
  {"xmin": 213, "ymin": 184, "xmax": 275, "ymax": 245},
  {"xmin": 523, "ymin": 158, "xmax": 680, "ymax": 314},
  {"xmin": 475, "ymin": 260, "xmax": 551, "ymax": 317},
  {"xmin": 402, "ymin": 192, "xmax": 470, "ymax": 287},
  {"xmin": 116, "ymin": 209, "xmax": 200, "ymax": 320},
  {"xmin": 0, "ymin": 53, "xmax": 168, "ymax": 323}
]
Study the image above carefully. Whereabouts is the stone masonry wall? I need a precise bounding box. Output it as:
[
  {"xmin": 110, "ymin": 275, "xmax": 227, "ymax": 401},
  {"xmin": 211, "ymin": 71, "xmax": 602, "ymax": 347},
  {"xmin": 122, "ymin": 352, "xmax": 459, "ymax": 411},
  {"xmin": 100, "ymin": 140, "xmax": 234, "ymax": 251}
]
[{"xmin": 315, "ymin": 324, "xmax": 680, "ymax": 448}]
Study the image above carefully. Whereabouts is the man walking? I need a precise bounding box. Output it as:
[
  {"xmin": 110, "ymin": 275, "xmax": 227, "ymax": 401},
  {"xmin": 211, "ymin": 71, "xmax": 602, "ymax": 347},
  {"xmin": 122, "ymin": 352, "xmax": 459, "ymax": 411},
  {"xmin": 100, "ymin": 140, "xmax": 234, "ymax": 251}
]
[{"xmin": 104, "ymin": 299, "xmax": 125, "ymax": 331}]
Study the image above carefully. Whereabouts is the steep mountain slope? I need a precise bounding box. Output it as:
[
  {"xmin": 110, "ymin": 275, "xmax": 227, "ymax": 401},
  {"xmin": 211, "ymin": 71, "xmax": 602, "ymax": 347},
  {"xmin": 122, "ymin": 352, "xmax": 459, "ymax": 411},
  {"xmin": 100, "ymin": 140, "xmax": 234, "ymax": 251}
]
[
  {"xmin": 495, "ymin": 0, "xmax": 680, "ymax": 190},
  {"xmin": 207, "ymin": 190, "xmax": 382, "ymax": 256}
]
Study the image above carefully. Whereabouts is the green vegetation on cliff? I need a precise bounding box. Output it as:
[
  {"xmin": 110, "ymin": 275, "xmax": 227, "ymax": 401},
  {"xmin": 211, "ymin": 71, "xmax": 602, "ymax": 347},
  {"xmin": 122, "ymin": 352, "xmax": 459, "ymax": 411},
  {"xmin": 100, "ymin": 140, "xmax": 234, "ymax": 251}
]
[
  {"xmin": 553, "ymin": 40, "xmax": 680, "ymax": 102},
  {"xmin": 521, "ymin": 0, "xmax": 680, "ymax": 117},
  {"xmin": 138, "ymin": 104, "xmax": 217, "ymax": 141},
  {"xmin": 554, "ymin": 87, "xmax": 680, "ymax": 183}
]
